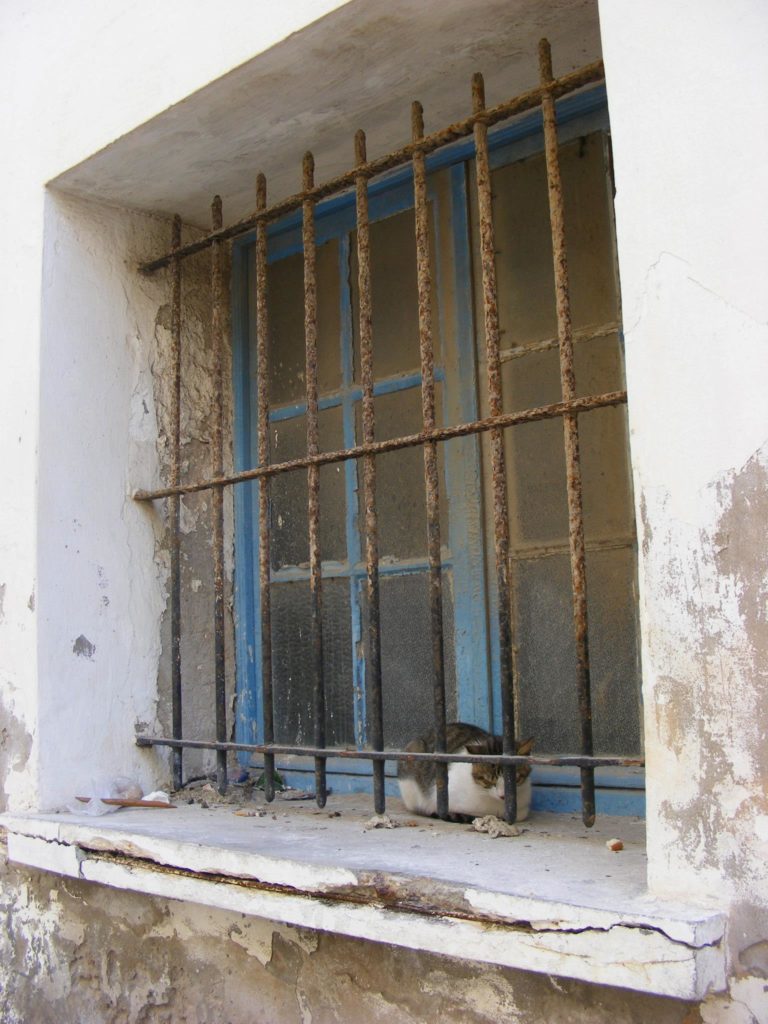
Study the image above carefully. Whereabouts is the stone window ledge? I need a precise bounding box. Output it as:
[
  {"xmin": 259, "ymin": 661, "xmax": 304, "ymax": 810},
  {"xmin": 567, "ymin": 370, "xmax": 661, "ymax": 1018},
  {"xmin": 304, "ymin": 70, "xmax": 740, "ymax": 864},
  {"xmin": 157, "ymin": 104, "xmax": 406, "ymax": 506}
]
[{"xmin": 0, "ymin": 797, "xmax": 725, "ymax": 1000}]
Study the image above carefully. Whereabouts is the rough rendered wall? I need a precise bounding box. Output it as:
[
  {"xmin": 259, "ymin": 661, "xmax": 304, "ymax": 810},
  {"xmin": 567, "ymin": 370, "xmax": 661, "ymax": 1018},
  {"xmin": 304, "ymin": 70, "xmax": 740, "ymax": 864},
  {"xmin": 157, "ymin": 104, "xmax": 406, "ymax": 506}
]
[
  {"xmin": 0, "ymin": 849, "xmax": 706, "ymax": 1024},
  {"xmin": 599, "ymin": 1, "xmax": 768, "ymax": 1020},
  {"xmin": 153, "ymin": 237, "xmax": 237, "ymax": 783}
]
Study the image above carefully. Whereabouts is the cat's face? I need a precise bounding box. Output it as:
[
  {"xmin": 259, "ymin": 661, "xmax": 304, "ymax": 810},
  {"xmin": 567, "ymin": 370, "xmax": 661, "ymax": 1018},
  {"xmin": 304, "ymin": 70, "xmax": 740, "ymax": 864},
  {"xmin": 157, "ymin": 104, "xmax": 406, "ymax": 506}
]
[{"xmin": 469, "ymin": 736, "xmax": 534, "ymax": 794}]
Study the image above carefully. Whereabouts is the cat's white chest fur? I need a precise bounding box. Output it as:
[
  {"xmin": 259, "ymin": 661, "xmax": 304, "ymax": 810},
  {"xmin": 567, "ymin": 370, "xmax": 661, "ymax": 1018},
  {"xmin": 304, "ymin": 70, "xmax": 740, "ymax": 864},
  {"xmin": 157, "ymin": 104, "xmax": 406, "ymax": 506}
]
[{"xmin": 398, "ymin": 747, "xmax": 531, "ymax": 821}]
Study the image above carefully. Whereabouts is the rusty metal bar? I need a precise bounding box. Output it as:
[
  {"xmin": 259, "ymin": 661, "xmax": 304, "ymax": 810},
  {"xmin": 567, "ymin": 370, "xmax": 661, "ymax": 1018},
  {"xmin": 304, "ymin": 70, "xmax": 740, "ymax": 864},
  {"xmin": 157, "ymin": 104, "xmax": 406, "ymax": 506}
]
[
  {"xmin": 136, "ymin": 735, "xmax": 644, "ymax": 769},
  {"xmin": 355, "ymin": 129, "xmax": 386, "ymax": 814},
  {"xmin": 139, "ymin": 61, "xmax": 604, "ymax": 274},
  {"xmin": 169, "ymin": 215, "xmax": 183, "ymax": 791},
  {"xmin": 539, "ymin": 38, "xmax": 595, "ymax": 828},
  {"xmin": 303, "ymin": 152, "xmax": 327, "ymax": 808},
  {"xmin": 473, "ymin": 71, "xmax": 517, "ymax": 825},
  {"xmin": 255, "ymin": 173, "xmax": 277, "ymax": 804},
  {"xmin": 135, "ymin": 390, "xmax": 626, "ymax": 502},
  {"xmin": 210, "ymin": 196, "xmax": 228, "ymax": 796},
  {"xmin": 412, "ymin": 100, "xmax": 449, "ymax": 820}
]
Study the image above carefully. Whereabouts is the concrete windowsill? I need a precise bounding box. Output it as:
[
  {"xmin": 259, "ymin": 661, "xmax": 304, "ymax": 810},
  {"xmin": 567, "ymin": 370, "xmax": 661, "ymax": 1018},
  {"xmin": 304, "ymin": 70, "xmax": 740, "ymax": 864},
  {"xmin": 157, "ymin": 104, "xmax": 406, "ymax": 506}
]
[{"xmin": 0, "ymin": 796, "xmax": 725, "ymax": 999}]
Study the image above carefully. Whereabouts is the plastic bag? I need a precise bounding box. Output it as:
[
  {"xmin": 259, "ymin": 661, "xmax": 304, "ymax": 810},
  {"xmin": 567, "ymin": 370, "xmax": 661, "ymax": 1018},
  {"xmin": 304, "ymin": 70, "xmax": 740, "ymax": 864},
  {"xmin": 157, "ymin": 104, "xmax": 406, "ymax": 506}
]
[{"xmin": 69, "ymin": 776, "xmax": 143, "ymax": 816}]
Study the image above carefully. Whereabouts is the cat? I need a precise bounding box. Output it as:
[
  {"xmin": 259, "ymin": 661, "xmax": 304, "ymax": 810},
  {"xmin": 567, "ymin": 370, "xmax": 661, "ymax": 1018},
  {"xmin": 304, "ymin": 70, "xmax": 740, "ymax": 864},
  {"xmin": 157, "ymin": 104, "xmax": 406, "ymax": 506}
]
[{"xmin": 397, "ymin": 721, "xmax": 534, "ymax": 821}]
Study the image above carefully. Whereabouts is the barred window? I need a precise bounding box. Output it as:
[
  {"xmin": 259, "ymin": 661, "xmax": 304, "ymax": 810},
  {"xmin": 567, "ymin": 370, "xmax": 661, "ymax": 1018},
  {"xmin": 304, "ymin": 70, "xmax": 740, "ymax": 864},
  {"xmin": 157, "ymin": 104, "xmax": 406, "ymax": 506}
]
[{"xmin": 137, "ymin": 42, "xmax": 643, "ymax": 825}]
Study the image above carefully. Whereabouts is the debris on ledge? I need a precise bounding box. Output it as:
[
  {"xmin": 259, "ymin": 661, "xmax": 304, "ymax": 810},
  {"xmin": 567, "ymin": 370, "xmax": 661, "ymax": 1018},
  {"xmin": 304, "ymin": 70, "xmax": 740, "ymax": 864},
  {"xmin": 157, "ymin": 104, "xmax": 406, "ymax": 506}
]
[{"xmin": 472, "ymin": 815, "xmax": 521, "ymax": 838}]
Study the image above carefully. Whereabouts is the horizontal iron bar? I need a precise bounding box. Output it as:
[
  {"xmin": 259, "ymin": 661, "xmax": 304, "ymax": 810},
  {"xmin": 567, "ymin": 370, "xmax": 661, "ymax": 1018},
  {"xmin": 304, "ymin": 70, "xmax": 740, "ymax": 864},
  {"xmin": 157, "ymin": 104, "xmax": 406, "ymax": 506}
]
[
  {"xmin": 135, "ymin": 735, "xmax": 643, "ymax": 769},
  {"xmin": 138, "ymin": 60, "xmax": 604, "ymax": 274},
  {"xmin": 134, "ymin": 389, "xmax": 627, "ymax": 501}
]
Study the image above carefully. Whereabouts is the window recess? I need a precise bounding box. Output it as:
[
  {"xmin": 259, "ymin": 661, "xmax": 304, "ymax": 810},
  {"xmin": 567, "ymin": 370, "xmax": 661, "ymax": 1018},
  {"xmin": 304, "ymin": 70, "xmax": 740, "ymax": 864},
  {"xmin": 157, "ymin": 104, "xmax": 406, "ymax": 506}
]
[{"xmin": 135, "ymin": 39, "xmax": 642, "ymax": 828}]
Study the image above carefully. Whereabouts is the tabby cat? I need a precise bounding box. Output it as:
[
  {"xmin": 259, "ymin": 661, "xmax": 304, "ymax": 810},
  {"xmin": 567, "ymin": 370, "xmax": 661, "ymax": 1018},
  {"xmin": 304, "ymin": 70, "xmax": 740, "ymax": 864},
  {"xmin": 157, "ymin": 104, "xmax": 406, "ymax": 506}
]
[{"xmin": 397, "ymin": 721, "xmax": 534, "ymax": 821}]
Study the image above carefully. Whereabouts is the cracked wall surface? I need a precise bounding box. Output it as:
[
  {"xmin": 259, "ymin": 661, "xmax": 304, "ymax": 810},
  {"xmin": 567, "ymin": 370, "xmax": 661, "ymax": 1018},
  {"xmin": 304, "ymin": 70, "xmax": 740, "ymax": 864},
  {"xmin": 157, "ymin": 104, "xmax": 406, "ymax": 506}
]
[{"xmin": 0, "ymin": 843, "xmax": 714, "ymax": 1024}]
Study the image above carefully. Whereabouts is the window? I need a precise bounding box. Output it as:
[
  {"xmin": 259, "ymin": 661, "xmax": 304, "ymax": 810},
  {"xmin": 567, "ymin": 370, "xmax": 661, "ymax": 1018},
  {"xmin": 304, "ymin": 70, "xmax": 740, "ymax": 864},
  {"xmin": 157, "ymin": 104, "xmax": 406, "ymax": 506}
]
[{"xmin": 136, "ymin": 44, "xmax": 644, "ymax": 823}]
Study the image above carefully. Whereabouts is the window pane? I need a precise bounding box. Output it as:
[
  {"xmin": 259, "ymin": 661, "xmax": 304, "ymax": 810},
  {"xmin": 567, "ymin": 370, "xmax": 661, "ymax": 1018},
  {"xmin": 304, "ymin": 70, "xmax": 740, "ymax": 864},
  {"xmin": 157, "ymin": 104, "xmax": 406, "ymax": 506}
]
[
  {"xmin": 260, "ymin": 239, "xmax": 341, "ymax": 406},
  {"xmin": 270, "ymin": 406, "xmax": 346, "ymax": 569},
  {"xmin": 514, "ymin": 547, "xmax": 641, "ymax": 756},
  {"xmin": 501, "ymin": 333, "xmax": 632, "ymax": 547},
  {"xmin": 351, "ymin": 206, "xmax": 441, "ymax": 381},
  {"xmin": 362, "ymin": 572, "xmax": 457, "ymax": 749},
  {"xmin": 482, "ymin": 132, "xmax": 618, "ymax": 349},
  {"xmin": 354, "ymin": 386, "xmax": 447, "ymax": 561},
  {"xmin": 271, "ymin": 578, "xmax": 354, "ymax": 748}
]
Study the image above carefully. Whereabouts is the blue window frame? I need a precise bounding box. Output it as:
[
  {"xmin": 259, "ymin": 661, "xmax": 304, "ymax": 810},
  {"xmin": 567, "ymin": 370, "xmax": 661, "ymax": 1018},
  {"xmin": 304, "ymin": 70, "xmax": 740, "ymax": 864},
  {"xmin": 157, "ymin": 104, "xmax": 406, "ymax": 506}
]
[{"xmin": 231, "ymin": 85, "xmax": 645, "ymax": 815}]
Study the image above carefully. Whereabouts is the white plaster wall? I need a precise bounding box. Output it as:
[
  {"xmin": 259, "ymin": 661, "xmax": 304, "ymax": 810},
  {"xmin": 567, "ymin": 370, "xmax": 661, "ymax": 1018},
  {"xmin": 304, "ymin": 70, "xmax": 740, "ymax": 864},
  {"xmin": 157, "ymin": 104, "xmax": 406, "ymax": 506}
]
[
  {"xmin": 5, "ymin": 0, "xmax": 350, "ymax": 188},
  {"xmin": 598, "ymin": 0, "xmax": 768, "ymax": 919},
  {"xmin": 35, "ymin": 193, "xmax": 172, "ymax": 807}
]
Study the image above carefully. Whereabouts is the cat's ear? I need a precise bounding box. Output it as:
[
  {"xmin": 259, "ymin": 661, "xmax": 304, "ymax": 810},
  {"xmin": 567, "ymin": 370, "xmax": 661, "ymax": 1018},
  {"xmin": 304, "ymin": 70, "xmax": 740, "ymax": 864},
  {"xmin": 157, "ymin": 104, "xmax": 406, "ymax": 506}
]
[
  {"xmin": 516, "ymin": 736, "xmax": 534, "ymax": 756},
  {"xmin": 467, "ymin": 736, "xmax": 502, "ymax": 756}
]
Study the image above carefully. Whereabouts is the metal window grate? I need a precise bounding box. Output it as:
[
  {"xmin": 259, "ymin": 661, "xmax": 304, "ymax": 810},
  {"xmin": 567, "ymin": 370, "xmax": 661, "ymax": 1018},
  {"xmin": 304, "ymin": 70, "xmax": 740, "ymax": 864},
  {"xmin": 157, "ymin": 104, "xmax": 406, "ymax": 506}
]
[{"xmin": 135, "ymin": 40, "xmax": 642, "ymax": 828}]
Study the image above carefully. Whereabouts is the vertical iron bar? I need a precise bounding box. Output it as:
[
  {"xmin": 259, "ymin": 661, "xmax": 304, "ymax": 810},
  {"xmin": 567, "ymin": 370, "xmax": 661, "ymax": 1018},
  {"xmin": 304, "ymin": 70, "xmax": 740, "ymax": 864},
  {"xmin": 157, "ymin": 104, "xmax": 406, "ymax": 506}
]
[
  {"xmin": 256, "ymin": 174, "xmax": 276, "ymax": 803},
  {"xmin": 303, "ymin": 152, "xmax": 327, "ymax": 807},
  {"xmin": 472, "ymin": 72, "xmax": 518, "ymax": 823},
  {"xmin": 539, "ymin": 38, "xmax": 595, "ymax": 827},
  {"xmin": 412, "ymin": 101, "xmax": 449, "ymax": 820},
  {"xmin": 355, "ymin": 130, "xmax": 386, "ymax": 814},
  {"xmin": 211, "ymin": 196, "xmax": 228, "ymax": 795},
  {"xmin": 170, "ymin": 215, "xmax": 183, "ymax": 792}
]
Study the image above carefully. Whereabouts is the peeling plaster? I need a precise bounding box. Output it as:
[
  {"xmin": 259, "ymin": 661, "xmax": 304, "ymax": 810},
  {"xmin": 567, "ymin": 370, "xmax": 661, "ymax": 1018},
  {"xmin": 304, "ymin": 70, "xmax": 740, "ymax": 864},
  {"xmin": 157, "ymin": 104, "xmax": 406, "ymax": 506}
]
[
  {"xmin": 641, "ymin": 446, "xmax": 768, "ymax": 917},
  {"xmin": 148, "ymin": 235, "xmax": 238, "ymax": 782},
  {"xmin": 0, "ymin": 807, "xmax": 729, "ymax": 1000},
  {"xmin": 0, "ymin": 705, "xmax": 33, "ymax": 815},
  {"xmin": 2, "ymin": 846, "xmax": 716, "ymax": 1024}
]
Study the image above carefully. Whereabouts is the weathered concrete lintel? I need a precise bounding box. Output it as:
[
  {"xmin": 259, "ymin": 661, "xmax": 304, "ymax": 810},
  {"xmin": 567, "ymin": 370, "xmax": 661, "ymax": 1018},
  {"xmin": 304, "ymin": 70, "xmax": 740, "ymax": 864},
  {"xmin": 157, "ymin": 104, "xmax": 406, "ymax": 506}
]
[{"xmin": 1, "ymin": 810, "xmax": 726, "ymax": 1000}]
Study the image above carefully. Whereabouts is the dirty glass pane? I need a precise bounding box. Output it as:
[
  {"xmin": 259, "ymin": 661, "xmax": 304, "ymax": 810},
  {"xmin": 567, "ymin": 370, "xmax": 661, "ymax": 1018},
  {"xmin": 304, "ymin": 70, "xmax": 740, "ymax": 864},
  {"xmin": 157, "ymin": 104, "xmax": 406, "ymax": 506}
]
[
  {"xmin": 362, "ymin": 572, "xmax": 457, "ymax": 749},
  {"xmin": 501, "ymin": 333, "xmax": 632, "ymax": 546},
  {"xmin": 351, "ymin": 206, "xmax": 441, "ymax": 381},
  {"xmin": 271, "ymin": 578, "xmax": 354, "ymax": 748},
  {"xmin": 577, "ymin": 334, "xmax": 634, "ymax": 542},
  {"xmin": 501, "ymin": 345, "xmax": 567, "ymax": 548},
  {"xmin": 270, "ymin": 406, "xmax": 346, "ymax": 569},
  {"xmin": 354, "ymin": 386, "xmax": 447, "ymax": 561},
  {"xmin": 482, "ymin": 132, "xmax": 618, "ymax": 351},
  {"xmin": 260, "ymin": 239, "xmax": 341, "ymax": 406},
  {"xmin": 514, "ymin": 547, "xmax": 641, "ymax": 756},
  {"xmin": 504, "ymin": 416, "xmax": 568, "ymax": 548}
]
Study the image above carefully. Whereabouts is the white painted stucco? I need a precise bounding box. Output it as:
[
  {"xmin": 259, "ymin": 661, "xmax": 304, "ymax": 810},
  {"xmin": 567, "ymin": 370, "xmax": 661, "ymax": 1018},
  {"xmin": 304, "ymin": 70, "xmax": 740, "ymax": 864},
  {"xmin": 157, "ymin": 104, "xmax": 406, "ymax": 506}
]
[{"xmin": 599, "ymin": 0, "xmax": 768, "ymax": 927}]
